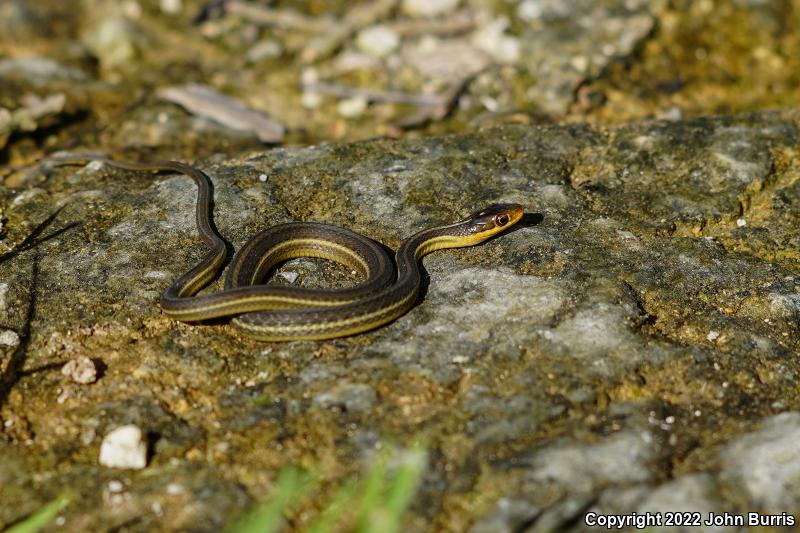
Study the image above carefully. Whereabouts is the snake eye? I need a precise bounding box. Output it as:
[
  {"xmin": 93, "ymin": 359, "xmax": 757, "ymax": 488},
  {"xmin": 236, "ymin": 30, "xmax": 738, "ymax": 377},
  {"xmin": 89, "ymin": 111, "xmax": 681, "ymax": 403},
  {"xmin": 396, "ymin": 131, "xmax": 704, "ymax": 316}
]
[{"xmin": 495, "ymin": 214, "xmax": 510, "ymax": 226}]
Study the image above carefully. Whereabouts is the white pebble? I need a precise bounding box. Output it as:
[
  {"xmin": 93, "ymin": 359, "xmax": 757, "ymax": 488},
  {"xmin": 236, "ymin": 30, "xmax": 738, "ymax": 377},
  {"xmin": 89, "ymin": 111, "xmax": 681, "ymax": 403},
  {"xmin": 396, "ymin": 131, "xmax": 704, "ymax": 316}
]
[
  {"xmin": 518, "ymin": 0, "xmax": 543, "ymax": 21},
  {"xmin": 300, "ymin": 67, "xmax": 319, "ymax": 86},
  {"xmin": 159, "ymin": 0, "xmax": 182, "ymax": 14},
  {"xmin": 107, "ymin": 480, "xmax": 124, "ymax": 493},
  {"xmin": 87, "ymin": 160, "xmax": 105, "ymax": 171},
  {"xmin": 0, "ymin": 283, "xmax": 9, "ymax": 312},
  {"xmin": 402, "ymin": 0, "xmax": 460, "ymax": 17},
  {"xmin": 301, "ymin": 91, "xmax": 322, "ymax": 109},
  {"xmin": 707, "ymin": 330, "xmax": 720, "ymax": 341},
  {"xmin": 278, "ymin": 271, "xmax": 299, "ymax": 284},
  {"xmin": 570, "ymin": 55, "xmax": 589, "ymax": 72},
  {"xmin": 62, "ymin": 356, "xmax": 98, "ymax": 384},
  {"xmin": 246, "ymin": 39, "xmax": 283, "ymax": 63},
  {"xmin": 736, "ymin": 218, "xmax": 747, "ymax": 227},
  {"xmin": 356, "ymin": 25, "xmax": 400, "ymax": 58},
  {"xmin": 472, "ymin": 17, "xmax": 520, "ymax": 64},
  {"xmin": 0, "ymin": 329, "xmax": 19, "ymax": 347},
  {"xmin": 99, "ymin": 425, "xmax": 148, "ymax": 469},
  {"xmin": 121, "ymin": 0, "xmax": 142, "ymax": 19},
  {"xmin": 258, "ymin": 174, "xmax": 268, "ymax": 182},
  {"xmin": 166, "ymin": 483, "xmax": 183, "ymax": 494},
  {"xmin": 337, "ymin": 96, "xmax": 368, "ymax": 118},
  {"xmin": 57, "ymin": 389, "xmax": 73, "ymax": 404},
  {"xmin": 480, "ymin": 96, "xmax": 499, "ymax": 112},
  {"xmin": 657, "ymin": 106, "xmax": 683, "ymax": 121}
]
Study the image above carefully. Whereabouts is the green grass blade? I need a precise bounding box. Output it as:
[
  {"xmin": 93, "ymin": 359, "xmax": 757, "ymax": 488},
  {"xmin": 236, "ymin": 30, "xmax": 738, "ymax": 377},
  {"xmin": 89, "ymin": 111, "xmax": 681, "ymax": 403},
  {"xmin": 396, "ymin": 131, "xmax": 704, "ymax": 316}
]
[
  {"xmin": 228, "ymin": 467, "xmax": 312, "ymax": 533},
  {"xmin": 303, "ymin": 478, "xmax": 359, "ymax": 533},
  {"xmin": 355, "ymin": 452, "xmax": 390, "ymax": 532},
  {"xmin": 5, "ymin": 494, "xmax": 71, "ymax": 533},
  {"xmin": 381, "ymin": 447, "xmax": 426, "ymax": 533}
]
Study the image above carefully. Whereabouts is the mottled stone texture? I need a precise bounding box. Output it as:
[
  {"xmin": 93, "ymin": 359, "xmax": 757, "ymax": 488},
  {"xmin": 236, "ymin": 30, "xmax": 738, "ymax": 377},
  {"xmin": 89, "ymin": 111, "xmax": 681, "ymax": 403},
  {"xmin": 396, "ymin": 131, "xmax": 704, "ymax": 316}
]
[{"xmin": 1, "ymin": 110, "xmax": 798, "ymax": 531}]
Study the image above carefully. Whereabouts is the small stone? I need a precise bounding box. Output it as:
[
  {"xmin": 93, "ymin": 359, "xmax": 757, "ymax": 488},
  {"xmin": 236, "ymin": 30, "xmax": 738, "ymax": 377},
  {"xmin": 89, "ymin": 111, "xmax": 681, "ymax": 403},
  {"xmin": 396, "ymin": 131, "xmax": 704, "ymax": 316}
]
[
  {"xmin": 121, "ymin": 0, "xmax": 142, "ymax": 19},
  {"xmin": 469, "ymin": 498, "xmax": 540, "ymax": 533},
  {"xmin": 736, "ymin": 218, "xmax": 747, "ymax": 227},
  {"xmin": 0, "ymin": 57, "xmax": 87, "ymax": 85},
  {"xmin": 0, "ymin": 329, "xmax": 19, "ymax": 347},
  {"xmin": 144, "ymin": 270, "xmax": 170, "ymax": 280},
  {"xmin": 87, "ymin": 160, "xmax": 105, "ymax": 171},
  {"xmin": 570, "ymin": 55, "xmax": 589, "ymax": 72},
  {"xmin": 82, "ymin": 16, "xmax": 138, "ymax": 70},
  {"xmin": 480, "ymin": 96, "xmax": 499, "ymax": 112},
  {"xmin": 706, "ymin": 330, "xmax": 720, "ymax": 341},
  {"xmin": 528, "ymin": 430, "xmax": 657, "ymax": 493},
  {"xmin": 402, "ymin": 0, "xmax": 460, "ymax": 17},
  {"xmin": 313, "ymin": 383, "xmax": 377, "ymax": 413},
  {"xmin": 472, "ymin": 17, "xmax": 520, "ymax": 64},
  {"xmin": 301, "ymin": 91, "xmax": 323, "ymax": 109},
  {"xmin": 99, "ymin": 425, "xmax": 148, "ymax": 469},
  {"xmin": 56, "ymin": 389, "xmax": 74, "ymax": 404},
  {"xmin": 517, "ymin": 0, "xmax": 543, "ymax": 21},
  {"xmin": 157, "ymin": 84, "xmax": 284, "ymax": 143},
  {"xmin": 61, "ymin": 356, "xmax": 98, "ymax": 384},
  {"xmin": 356, "ymin": 25, "xmax": 400, "ymax": 58},
  {"xmin": 300, "ymin": 67, "xmax": 319, "ymax": 86},
  {"xmin": 107, "ymin": 480, "xmax": 124, "ymax": 493},
  {"xmin": 246, "ymin": 39, "xmax": 283, "ymax": 63},
  {"xmin": 337, "ymin": 96, "xmax": 368, "ymax": 118},
  {"xmin": 656, "ymin": 106, "xmax": 683, "ymax": 121},
  {"xmin": 159, "ymin": 0, "xmax": 182, "ymax": 14},
  {"xmin": 166, "ymin": 483, "xmax": 183, "ymax": 494},
  {"xmin": 277, "ymin": 271, "xmax": 299, "ymax": 284}
]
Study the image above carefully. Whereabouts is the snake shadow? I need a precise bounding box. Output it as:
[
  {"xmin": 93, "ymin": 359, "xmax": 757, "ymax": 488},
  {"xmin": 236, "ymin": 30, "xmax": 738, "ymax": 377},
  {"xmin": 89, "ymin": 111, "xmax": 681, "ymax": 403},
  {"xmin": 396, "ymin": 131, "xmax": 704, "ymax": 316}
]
[{"xmin": 0, "ymin": 207, "xmax": 80, "ymax": 410}]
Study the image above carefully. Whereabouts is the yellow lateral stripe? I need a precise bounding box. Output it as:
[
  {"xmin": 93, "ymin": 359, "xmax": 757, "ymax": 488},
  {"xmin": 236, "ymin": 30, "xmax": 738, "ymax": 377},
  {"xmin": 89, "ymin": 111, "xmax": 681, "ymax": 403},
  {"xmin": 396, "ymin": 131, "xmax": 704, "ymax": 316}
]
[
  {"xmin": 164, "ymin": 294, "xmax": 356, "ymax": 317},
  {"xmin": 234, "ymin": 286, "xmax": 417, "ymax": 335},
  {"xmin": 248, "ymin": 238, "xmax": 370, "ymax": 285}
]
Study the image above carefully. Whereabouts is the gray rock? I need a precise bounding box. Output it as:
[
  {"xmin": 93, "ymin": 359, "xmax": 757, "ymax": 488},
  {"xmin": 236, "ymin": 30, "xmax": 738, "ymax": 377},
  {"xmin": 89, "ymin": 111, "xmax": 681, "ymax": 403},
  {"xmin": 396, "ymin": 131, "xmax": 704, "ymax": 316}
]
[
  {"xmin": 525, "ymin": 430, "xmax": 660, "ymax": 494},
  {"xmin": 0, "ymin": 57, "xmax": 87, "ymax": 86},
  {"xmin": 635, "ymin": 475, "xmax": 732, "ymax": 533},
  {"xmin": 313, "ymin": 382, "xmax": 378, "ymax": 413},
  {"xmin": 0, "ymin": 330, "xmax": 20, "ymax": 347},
  {"xmin": 515, "ymin": 0, "xmax": 663, "ymax": 114},
  {"xmin": 469, "ymin": 498, "xmax": 540, "ymax": 533},
  {"xmin": 718, "ymin": 412, "xmax": 800, "ymax": 513},
  {"xmin": 356, "ymin": 25, "xmax": 400, "ymax": 58},
  {"xmin": 4, "ymin": 110, "xmax": 800, "ymax": 530},
  {"xmin": 157, "ymin": 84, "xmax": 285, "ymax": 143}
]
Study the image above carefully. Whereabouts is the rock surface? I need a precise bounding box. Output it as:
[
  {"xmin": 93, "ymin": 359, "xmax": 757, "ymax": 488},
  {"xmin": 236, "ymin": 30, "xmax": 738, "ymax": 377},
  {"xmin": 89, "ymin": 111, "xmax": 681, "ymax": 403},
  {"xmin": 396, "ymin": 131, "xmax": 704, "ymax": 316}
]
[{"xmin": 1, "ymin": 110, "xmax": 798, "ymax": 530}]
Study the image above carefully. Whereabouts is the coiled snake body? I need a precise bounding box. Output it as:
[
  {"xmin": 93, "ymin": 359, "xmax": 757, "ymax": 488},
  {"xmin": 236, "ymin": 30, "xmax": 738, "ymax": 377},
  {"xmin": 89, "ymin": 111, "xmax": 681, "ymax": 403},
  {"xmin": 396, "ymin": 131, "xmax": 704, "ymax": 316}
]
[{"xmin": 50, "ymin": 157, "xmax": 523, "ymax": 341}]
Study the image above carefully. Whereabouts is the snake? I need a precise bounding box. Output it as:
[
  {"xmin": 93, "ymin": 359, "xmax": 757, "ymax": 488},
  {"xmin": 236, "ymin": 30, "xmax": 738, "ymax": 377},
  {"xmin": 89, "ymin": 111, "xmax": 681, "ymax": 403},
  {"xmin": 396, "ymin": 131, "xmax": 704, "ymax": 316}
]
[{"xmin": 47, "ymin": 156, "xmax": 524, "ymax": 341}]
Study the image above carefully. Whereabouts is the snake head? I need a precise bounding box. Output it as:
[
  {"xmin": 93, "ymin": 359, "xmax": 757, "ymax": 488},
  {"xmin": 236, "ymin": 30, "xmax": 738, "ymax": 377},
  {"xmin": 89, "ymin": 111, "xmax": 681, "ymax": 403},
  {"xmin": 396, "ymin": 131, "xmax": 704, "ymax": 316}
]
[{"xmin": 463, "ymin": 203, "xmax": 525, "ymax": 239}]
